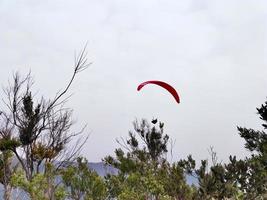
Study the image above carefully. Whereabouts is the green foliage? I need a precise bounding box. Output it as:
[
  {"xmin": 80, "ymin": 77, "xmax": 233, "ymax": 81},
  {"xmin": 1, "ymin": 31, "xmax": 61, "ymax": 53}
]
[
  {"xmin": 105, "ymin": 119, "xmax": 192, "ymax": 199},
  {"xmin": 160, "ymin": 162, "xmax": 194, "ymax": 199},
  {"xmin": 105, "ymin": 119, "xmax": 170, "ymax": 173},
  {"xmin": 19, "ymin": 93, "xmax": 41, "ymax": 146},
  {"xmin": 106, "ymin": 170, "xmax": 167, "ymax": 200},
  {"xmin": 132, "ymin": 119, "xmax": 169, "ymax": 162},
  {"xmin": 0, "ymin": 138, "xmax": 21, "ymax": 151},
  {"xmin": 196, "ymin": 161, "xmax": 239, "ymax": 199},
  {"xmin": 11, "ymin": 168, "xmax": 66, "ymax": 200},
  {"xmin": 236, "ymin": 99, "xmax": 267, "ymax": 198},
  {"xmin": 61, "ymin": 157, "xmax": 107, "ymax": 200},
  {"xmin": 0, "ymin": 151, "xmax": 13, "ymax": 183},
  {"xmin": 177, "ymin": 155, "xmax": 196, "ymax": 174}
]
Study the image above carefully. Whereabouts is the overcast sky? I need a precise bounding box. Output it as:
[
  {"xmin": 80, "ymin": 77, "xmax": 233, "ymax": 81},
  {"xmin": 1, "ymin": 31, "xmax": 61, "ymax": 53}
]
[{"xmin": 1, "ymin": 0, "xmax": 267, "ymax": 163}]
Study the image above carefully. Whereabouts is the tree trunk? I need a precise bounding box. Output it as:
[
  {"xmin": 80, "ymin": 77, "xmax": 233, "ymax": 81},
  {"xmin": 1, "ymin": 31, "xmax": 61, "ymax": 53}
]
[
  {"xmin": 2, "ymin": 151, "xmax": 12, "ymax": 200},
  {"xmin": 4, "ymin": 184, "xmax": 12, "ymax": 200}
]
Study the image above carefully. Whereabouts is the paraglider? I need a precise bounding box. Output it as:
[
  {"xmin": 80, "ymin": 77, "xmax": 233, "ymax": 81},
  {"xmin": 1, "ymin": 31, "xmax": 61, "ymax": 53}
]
[{"xmin": 137, "ymin": 80, "xmax": 180, "ymax": 104}]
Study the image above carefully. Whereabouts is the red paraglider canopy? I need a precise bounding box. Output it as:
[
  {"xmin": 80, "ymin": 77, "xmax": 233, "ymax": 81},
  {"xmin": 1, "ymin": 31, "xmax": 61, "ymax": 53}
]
[{"xmin": 137, "ymin": 80, "xmax": 180, "ymax": 104}]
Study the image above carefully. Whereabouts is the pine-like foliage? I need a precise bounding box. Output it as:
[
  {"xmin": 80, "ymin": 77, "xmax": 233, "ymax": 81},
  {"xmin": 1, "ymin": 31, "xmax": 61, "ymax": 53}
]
[{"xmin": 236, "ymin": 99, "xmax": 267, "ymax": 198}]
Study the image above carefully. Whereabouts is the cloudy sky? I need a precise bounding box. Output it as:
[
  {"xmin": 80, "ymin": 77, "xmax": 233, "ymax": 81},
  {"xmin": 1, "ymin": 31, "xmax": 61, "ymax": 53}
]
[{"xmin": 1, "ymin": 0, "xmax": 267, "ymax": 163}]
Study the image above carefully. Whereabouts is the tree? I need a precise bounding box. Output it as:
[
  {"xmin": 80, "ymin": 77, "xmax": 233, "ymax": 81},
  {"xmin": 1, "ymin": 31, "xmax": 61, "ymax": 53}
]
[
  {"xmin": 237, "ymin": 99, "xmax": 267, "ymax": 159},
  {"xmin": 162, "ymin": 158, "xmax": 195, "ymax": 200},
  {"xmin": 11, "ymin": 162, "xmax": 66, "ymax": 200},
  {"xmin": 177, "ymin": 149, "xmax": 241, "ymax": 200},
  {"xmin": 180, "ymin": 100, "xmax": 267, "ymax": 199},
  {"xmin": 0, "ymin": 117, "xmax": 18, "ymax": 200},
  {"xmin": 235, "ymin": 99, "xmax": 267, "ymax": 198},
  {"xmin": 0, "ymin": 47, "xmax": 90, "ymax": 199},
  {"xmin": 104, "ymin": 119, "xmax": 192, "ymax": 200},
  {"xmin": 105, "ymin": 118, "xmax": 169, "ymax": 168},
  {"xmin": 61, "ymin": 157, "xmax": 107, "ymax": 200}
]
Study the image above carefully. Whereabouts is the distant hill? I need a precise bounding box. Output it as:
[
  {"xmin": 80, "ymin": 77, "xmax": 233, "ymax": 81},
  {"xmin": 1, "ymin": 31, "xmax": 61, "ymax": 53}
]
[{"xmin": 88, "ymin": 162, "xmax": 118, "ymax": 177}]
